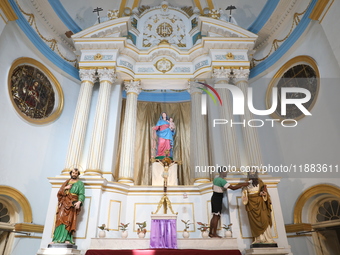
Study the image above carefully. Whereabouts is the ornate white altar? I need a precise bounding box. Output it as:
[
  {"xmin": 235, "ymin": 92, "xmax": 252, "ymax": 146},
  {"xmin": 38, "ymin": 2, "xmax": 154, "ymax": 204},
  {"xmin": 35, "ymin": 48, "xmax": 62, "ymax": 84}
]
[{"xmin": 38, "ymin": 2, "xmax": 292, "ymax": 255}]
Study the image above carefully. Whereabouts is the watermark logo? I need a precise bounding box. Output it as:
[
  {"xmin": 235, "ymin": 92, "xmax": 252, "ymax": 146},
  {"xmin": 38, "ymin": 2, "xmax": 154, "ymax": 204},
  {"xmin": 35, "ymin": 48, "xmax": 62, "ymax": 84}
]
[
  {"xmin": 196, "ymin": 82, "xmax": 222, "ymax": 115},
  {"xmin": 196, "ymin": 80, "xmax": 312, "ymax": 127},
  {"xmin": 200, "ymin": 82, "xmax": 311, "ymax": 116}
]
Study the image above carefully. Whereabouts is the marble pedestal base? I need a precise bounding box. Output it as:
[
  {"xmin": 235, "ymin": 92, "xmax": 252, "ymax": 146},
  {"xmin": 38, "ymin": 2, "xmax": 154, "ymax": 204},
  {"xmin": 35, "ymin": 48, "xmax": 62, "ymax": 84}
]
[
  {"xmin": 250, "ymin": 243, "xmax": 278, "ymax": 248},
  {"xmin": 37, "ymin": 248, "xmax": 81, "ymax": 255},
  {"xmin": 245, "ymin": 247, "xmax": 291, "ymax": 255},
  {"xmin": 47, "ymin": 244, "xmax": 77, "ymax": 249}
]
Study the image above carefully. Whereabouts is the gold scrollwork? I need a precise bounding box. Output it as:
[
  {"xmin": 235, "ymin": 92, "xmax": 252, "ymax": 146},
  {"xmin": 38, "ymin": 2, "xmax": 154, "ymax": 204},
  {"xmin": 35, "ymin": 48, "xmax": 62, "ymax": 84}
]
[
  {"xmin": 15, "ymin": 1, "xmax": 77, "ymax": 65},
  {"xmin": 252, "ymin": 1, "xmax": 311, "ymax": 67}
]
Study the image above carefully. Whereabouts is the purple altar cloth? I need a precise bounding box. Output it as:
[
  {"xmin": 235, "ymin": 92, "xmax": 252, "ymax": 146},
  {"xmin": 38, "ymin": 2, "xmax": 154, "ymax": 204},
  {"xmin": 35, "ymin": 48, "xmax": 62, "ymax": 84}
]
[{"xmin": 150, "ymin": 219, "xmax": 177, "ymax": 249}]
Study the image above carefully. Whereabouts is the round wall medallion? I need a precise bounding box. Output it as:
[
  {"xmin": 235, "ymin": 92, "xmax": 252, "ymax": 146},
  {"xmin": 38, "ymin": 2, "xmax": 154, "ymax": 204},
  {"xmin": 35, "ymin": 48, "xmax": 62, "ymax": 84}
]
[
  {"xmin": 8, "ymin": 57, "xmax": 64, "ymax": 124},
  {"xmin": 266, "ymin": 56, "xmax": 319, "ymax": 121},
  {"xmin": 155, "ymin": 58, "xmax": 174, "ymax": 73}
]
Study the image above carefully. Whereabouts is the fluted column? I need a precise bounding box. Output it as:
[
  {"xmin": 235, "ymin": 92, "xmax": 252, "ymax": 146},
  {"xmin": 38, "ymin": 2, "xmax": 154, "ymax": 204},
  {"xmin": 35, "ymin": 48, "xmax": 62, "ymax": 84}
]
[
  {"xmin": 62, "ymin": 69, "xmax": 96, "ymax": 175},
  {"xmin": 189, "ymin": 81, "xmax": 210, "ymax": 184},
  {"xmin": 118, "ymin": 80, "xmax": 141, "ymax": 184},
  {"xmin": 85, "ymin": 68, "xmax": 117, "ymax": 176},
  {"xmin": 212, "ymin": 68, "xmax": 241, "ymax": 168},
  {"xmin": 234, "ymin": 68, "xmax": 262, "ymax": 167}
]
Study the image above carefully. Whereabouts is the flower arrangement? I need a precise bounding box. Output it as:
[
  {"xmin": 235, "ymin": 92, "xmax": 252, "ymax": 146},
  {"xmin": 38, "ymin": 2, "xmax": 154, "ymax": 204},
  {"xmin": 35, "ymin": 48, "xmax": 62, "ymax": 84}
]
[
  {"xmin": 119, "ymin": 223, "xmax": 130, "ymax": 231},
  {"xmin": 136, "ymin": 221, "xmax": 147, "ymax": 234},
  {"xmin": 197, "ymin": 222, "xmax": 210, "ymax": 232},
  {"xmin": 98, "ymin": 224, "xmax": 109, "ymax": 231},
  {"xmin": 181, "ymin": 220, "xmax": 193, "ymax": 231},
  {"xmin": 222, "ymin": 223, "xmax": 233, "ymax": 231}
]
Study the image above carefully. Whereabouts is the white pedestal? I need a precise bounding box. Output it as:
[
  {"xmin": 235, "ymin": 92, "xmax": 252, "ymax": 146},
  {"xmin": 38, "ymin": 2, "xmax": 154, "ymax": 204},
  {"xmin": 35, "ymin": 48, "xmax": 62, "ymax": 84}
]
[
  {"xmin": 151, "ymin": 214, "xmax": 177, "ymax": 220},
  {"xmin": 37, "ymin": 248, "xmax": 81, "ymax": 255},
  {"xmin": 245, "ymin": 247, "xmax": 291, "ymax": 254},
  {"xmin": 152, "ymin": 162, "xmax": 178, "ymax": 186}
]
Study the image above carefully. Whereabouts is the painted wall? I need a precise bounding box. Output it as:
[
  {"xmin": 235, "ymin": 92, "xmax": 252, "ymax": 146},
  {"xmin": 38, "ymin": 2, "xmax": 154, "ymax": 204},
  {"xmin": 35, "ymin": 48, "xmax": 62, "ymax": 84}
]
[
  {"xmin": 320, "ymin": 0, "xmax": 340, "ymax": 69},
  {"xmin": 0, "ymin": 12, "xmax": 6, "ymax": 35},
  {"xmin": 0, "ymin": 21, "xmax": 80, "ymax": 255},
  {"xmin": 249, "ymin": 17, "xmax": 340, "ymax": 255}
]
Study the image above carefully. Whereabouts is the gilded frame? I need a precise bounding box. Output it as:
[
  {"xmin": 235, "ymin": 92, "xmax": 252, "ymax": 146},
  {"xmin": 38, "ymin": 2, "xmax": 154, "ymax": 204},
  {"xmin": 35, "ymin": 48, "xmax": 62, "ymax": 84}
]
[
  {"xmin": 8, "ymin": 57, "xmax": 64, "ymax": 124},
  {"xmin": 265, "ymin": 55, "xmax": 320, "ymax": 121}
]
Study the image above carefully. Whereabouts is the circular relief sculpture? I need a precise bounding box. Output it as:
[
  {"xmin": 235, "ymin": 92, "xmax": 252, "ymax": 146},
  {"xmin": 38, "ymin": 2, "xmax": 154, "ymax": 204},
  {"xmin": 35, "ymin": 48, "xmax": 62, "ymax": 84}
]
[
  {"xmin": 266, "ymin": 56, "xmax": 319, "ymax": 121},
  {"xmin": 8, "ymin": 58, "xmax": 63, "ymax": 124}
]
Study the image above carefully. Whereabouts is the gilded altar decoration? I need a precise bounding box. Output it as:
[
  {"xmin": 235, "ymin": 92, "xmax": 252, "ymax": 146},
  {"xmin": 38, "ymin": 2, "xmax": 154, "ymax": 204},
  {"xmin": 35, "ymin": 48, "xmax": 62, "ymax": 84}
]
[
  {"xmin": 157, "ymin": 22, "xmax": 173, "ymax": 37},
  {"xmin": 208, "ymin": 9, "xmax": 221, "ymax": 19},
  {"xmin": 8, "ymin": 58, "xmax": 63, "ymax": 124},
  {"xmin": 94, "ymin": 53, "xmax": 103, "ymax": 60},
  {"xmin": 142, "ymin": 13, "xmax": 186, "ymax": 48},
  {"xmin": 226, "ymin": 52, "xmax": 234, "ymax": 60},
  {"xmin": 107, "ymin": 9, "xmax": 119, "ymax": 20},
  {"xmin": 154, "ymin": 58, "xmax": 174, "ymax": 73}
]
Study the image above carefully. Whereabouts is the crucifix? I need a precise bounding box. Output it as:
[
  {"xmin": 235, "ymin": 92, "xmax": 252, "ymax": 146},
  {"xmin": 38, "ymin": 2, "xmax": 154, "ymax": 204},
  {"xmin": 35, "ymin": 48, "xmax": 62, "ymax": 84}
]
[
  {"xmin": 93, "ymin": 7, "xmax": 103, "ymax": 24},
  {"xmin": 151, "ymin": 150, "xmax": 180, "ymax": 215}
]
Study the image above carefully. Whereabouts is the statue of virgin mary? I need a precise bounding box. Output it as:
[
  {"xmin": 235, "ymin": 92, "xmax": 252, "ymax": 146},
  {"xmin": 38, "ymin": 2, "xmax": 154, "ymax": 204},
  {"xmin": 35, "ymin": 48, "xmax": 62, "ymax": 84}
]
[{"xmin": 152, "ymin": 112, "xmax": 175, "ymax": 159}]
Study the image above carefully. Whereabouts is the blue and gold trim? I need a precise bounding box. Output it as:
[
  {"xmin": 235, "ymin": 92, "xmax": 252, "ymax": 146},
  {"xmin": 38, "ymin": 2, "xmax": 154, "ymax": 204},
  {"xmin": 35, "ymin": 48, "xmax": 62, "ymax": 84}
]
[
  {"xmin": 250, "ymin": 0, "xmax": 318, "ymax": 79},
  {"xmin": 247, "ymin": 0, "xmax": 280, "ymax": 34},
  {"xmin": 8, "ymin": 0, "xmax": 79, "ymax": 80},
  {"xmin": 123, "ymin": 90, "xmax": 191, "ymax": 102},
  {"xmin": 48, "ymin": 0, "xmax": 82, "ymax": 33}
]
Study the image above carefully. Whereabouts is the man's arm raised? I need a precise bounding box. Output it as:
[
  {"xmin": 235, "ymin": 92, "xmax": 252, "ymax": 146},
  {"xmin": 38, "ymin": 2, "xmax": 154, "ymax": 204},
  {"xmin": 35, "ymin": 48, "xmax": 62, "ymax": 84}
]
[{"xmin": 228, "ymin": 182, "xmax": 249, "ymax": 190}]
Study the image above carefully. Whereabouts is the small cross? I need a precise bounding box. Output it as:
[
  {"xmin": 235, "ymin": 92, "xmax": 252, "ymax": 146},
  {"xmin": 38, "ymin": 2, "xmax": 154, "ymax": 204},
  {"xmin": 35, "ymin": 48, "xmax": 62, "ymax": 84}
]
[
  {"xmin": 226, "ymin": 5, "xmax": 237, "ymax": 22},
  {"xmin": 93, "ymin": 7, "xmax": 103, "ymax": 23}
]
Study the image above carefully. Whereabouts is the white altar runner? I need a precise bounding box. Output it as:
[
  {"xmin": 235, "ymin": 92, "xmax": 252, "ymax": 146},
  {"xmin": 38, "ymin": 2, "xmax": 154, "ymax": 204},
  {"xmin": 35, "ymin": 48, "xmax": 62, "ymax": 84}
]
[{"xmin": 88, "ymin": 238, "xmax": 239, "ymax": 250}]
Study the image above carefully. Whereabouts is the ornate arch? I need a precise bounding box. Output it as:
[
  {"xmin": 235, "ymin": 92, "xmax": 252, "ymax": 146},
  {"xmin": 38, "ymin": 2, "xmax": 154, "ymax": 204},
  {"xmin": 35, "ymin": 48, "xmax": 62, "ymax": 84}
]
[
  {"xmin": 0, "ymin": 186, "xmax": 32, "ymax": 223},
  {"xmin": 293, "ymin": 184, "xmax": 340, "ymax": 224}
]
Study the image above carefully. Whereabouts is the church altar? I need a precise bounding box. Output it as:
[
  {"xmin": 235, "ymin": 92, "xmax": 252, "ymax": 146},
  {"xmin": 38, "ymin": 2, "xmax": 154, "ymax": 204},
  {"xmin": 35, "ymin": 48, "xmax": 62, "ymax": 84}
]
[
  {"xmin": 39, "ymin": 177, "xmax": 292, "ymax": 255},
  {"xmin": 37, "ymin": 2, "xmax": 292, "ymax": 254}
]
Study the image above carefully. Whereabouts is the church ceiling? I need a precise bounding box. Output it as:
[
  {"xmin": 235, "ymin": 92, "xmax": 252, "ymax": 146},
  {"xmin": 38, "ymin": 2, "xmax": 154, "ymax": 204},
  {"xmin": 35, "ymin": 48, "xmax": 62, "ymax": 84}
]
[
  {"xmin": 59, "ymin": 0, "xmax": 267, "ymax": 31},
  {"xmin": 5, "ymin": 0, "xmax": 311, "ymax": 82}
]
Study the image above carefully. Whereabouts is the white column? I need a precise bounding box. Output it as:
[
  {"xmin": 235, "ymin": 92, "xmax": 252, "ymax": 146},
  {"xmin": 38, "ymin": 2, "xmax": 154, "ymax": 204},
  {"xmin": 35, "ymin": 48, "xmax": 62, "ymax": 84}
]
[
  {"xmin": 85, "ymin": 68, "xmax": 117, "ymax": 177},
  {"xmin": 118, "ymin": 80, "xmax": 141, "ymax": 184},
  {"xmin": 234, "ymin": 68, "xmax": 262, "ymax": 167},
  {"xmin": 212, "ymin": 68, "xmax": 241, "ymax": 169},
  {"xmin": 62, "ymin": 69, "xmax": 96, "ymax": 175},
  {"xmin": 188, "ymin": 81, "xmax": 210, "ymax": 184}
]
